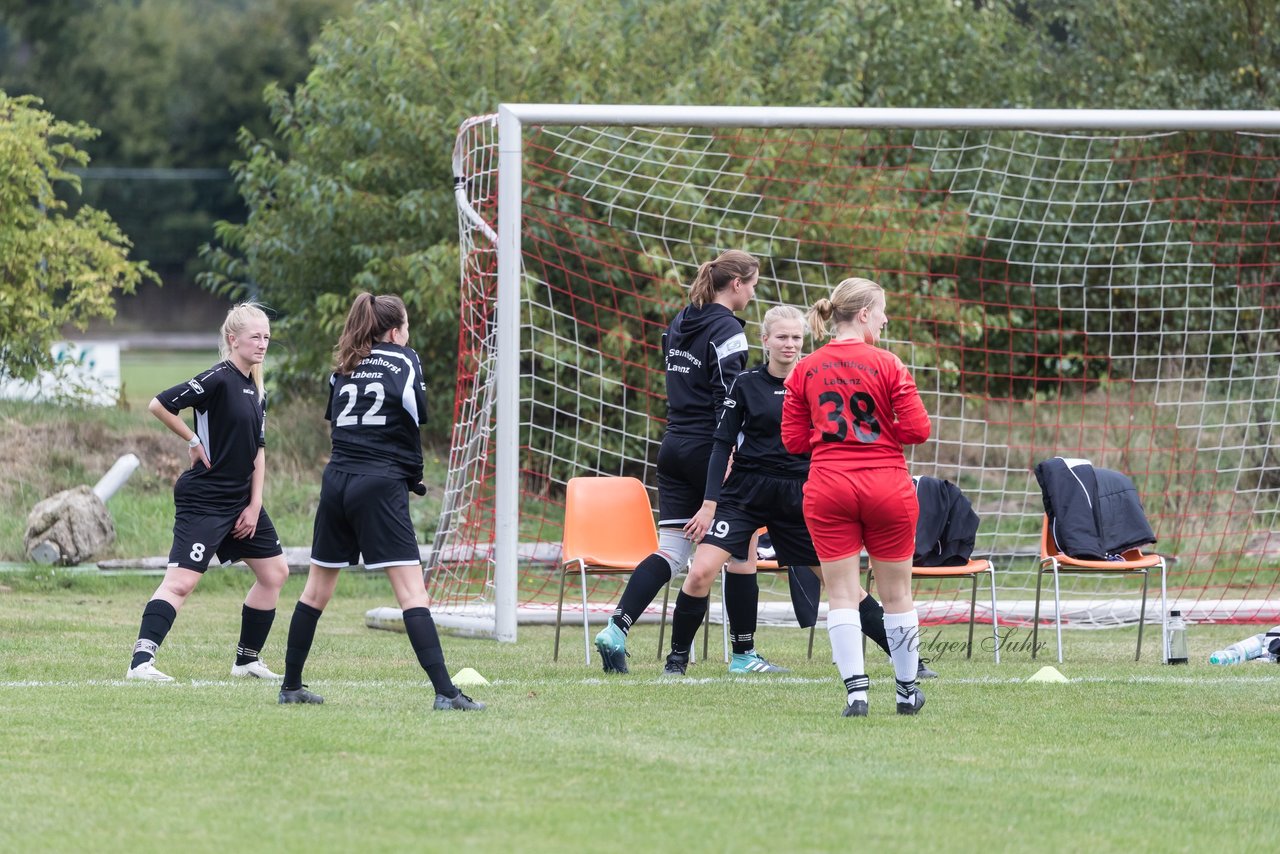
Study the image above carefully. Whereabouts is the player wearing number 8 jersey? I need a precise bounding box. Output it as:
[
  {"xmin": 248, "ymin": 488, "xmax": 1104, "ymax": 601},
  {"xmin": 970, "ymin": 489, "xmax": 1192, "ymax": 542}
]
[
  {"xmin": 782, "ymin": 277, "xmax": 931, "ymax": 717},
  {"xmin": 276, "ymin": 293, "xmax": 482, "ymax": 710},
  {"xmin": 125, "ymin": 302, "xmax": 289, "ymax": 683}
]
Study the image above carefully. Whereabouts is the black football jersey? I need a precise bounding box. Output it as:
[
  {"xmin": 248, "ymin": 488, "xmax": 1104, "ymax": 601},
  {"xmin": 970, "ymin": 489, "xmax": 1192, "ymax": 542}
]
[
  {"xmin": 663, "ymin": 302, "xmax": 749, "ymax": 437},
  {"xmin": 324, "ymin": 344, "xmax": 427, "ymax": 480},
  {"xmin": 157, "ymin": 361, "xmax": 265, "ymax": 512},
  {"xmin": 714, "ymin": 365, "xmax": 810, "ymax": 479}
]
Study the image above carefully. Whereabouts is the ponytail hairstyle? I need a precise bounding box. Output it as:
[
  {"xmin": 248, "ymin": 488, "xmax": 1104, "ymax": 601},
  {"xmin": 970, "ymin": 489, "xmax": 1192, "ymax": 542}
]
[
  {"xmin": 688, "ymin": 249, "xmax": 759, "ymax": 308},
  {"xmin": 335, "ymin": 292, "xmax": 407, "ymax": 375},
  {"xmin": 760, "ymin": 304, "xmax": 805, "ymax": 353},
  {"xmin": 219, "ymin": 302, "xmax": 269, "ymax": 396},
  {"xmin": 806, "ymin": 277, "xmax": 884, "ymax": 341}
]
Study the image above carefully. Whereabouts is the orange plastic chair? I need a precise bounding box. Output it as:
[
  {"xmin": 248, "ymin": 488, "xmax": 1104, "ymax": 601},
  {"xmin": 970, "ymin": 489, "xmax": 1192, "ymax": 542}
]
[
  {"xmin": 866, "ymin": 558, "xmax": 1000, "ymax": 662},
  {"xmin": 555, "ymin": 476, "xmax": 659, "ymax": 664},
  {"xmin": 1034, "ymin": 516, "xmax": 1166, "ymax": 662}
]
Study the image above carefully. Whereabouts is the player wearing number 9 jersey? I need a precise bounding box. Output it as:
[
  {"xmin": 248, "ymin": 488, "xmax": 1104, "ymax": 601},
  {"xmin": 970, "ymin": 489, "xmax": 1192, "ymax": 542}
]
[
  {"xmin": 781, "ymin": 276, "xmax": 931, "ymax": 718},
  {"xmin": 660, "ymin": 305, "xmax": 811, "ymax": 676},
  {"xmin": 275, "ymin": 293, "xmax": 482, "ymax": 710}
]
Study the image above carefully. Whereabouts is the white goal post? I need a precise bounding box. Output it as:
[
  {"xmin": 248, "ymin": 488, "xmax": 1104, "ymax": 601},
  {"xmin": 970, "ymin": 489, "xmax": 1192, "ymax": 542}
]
[{"xmin": 440, "ymin": 104, "xmax": 1280, "ymax": 643}]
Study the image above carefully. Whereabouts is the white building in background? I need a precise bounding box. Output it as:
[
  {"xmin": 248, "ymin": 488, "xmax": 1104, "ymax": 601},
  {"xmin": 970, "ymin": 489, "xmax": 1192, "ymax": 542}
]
[{"xmin": 0, "ymin": 341, "xmax": 121, "ymax": 406}]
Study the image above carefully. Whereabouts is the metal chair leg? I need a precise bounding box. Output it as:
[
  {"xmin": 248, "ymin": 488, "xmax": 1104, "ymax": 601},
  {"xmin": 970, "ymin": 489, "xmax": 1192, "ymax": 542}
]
[
  {"xmin": 863, "ymin": 568, "xmax": 874, "ymax": 660},
  {"xmin": 966, "ymin": 573, "xmax": 977, "ymax": 658},
  {"xmin": 720, "ymin": 567, "xmax": 728, "ymax": 663},
  {"xmin": 988, "ymin": 565, "xmax": 1001, "ymax": 664},
  {"xmin": 554, "ymin": 565, "xmax": 570, "ymax": 661},
  {"xmin": 1135, "ymin": 568, "xmax": 1149, "ymax": 662},
  {"xmin": 704, "ymin": 584, "xmax": 711, "ymax": 664},
  {"xmin": 1032, "ymin": 562, "xmax": 1045, "ymax": 659},
  {"xmin": 580, "ymin": 565, "xmax": 592, "ymax": 665},
  {"xmin": 1158, "ymin": 558, "xmax": 1168, "ymax": 664},
  {"xmin": 1052, "ymin": 564, "xmax": 1064, "ymax": 663}
]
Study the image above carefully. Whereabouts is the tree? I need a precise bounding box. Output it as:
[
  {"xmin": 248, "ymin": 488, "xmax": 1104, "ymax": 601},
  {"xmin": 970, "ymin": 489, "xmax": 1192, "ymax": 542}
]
[
  {"xmin": 200, "ymin": 0, "xmax": 1048, "ymax": 435},
  {"xmin": 201, "ymin": 0, "xmax": 1277, "ymax": 437},
  {"xmin": 0, "ymin": 0, "xmax": 356, "ymax": 280},
  {"xmin": 0, "ymin": 91, "xmax": 157, "ymax": 381},
  {"xmin": 0, "ymin": 0, "xmax": 355, "ymax": 168},
  {"xmin": 1019, "ymin": 0, "xmax": 1275, "ymax": 110}
]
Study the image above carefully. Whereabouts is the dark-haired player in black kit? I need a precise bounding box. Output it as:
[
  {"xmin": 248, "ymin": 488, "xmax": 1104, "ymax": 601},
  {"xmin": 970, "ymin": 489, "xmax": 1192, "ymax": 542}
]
[
  {"xmin": 276, "ymin": 293, "xmax": 483, "ymax": 711},
  {"xmin": 666, "ymin": 305, "xmax": 808, "ymax": 675},
  {"xmin": 663, "ymin": 307, "xmax": 935, "ymax": 678},
  {"xmin": 594, "ymin": 249, "xmax": 760, "ymax": 673},
  {"xmin": 126, "ymin": 302, "xmax": 289, "ymax": 682}
]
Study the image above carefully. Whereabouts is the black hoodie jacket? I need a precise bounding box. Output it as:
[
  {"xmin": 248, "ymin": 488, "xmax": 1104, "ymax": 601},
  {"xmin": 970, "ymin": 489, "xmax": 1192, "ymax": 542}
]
[
  {"xmin": 662, "ymin": 302, "xmax": 749, "ymax": 437},
  {"xmin": 1035, "ymin": 457, "xmax": 1156, "ymax": 560}
]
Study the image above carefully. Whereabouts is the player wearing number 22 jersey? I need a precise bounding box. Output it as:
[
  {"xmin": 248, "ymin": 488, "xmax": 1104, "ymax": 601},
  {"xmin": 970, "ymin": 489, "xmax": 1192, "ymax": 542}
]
[
  {"xmin": 279, "ymin": 293, "xmax": 482, "ymax": 710},
  {"xmin": 309, "ymin": 340, "xmax": 428, "ymax": 573},
  {"xmin": 781, "ymin": 337, "xmax": 930, "ymax": 562},
  {"xmin": 324, "ymin": 344, "xmax": 427, "ymax": 483}
]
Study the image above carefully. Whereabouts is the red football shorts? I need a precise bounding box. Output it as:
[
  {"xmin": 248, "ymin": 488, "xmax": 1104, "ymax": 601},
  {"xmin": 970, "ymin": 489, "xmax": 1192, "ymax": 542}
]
[{"xmin": 802, "ymin": 466, "xmax": 918, "ymax": 563}]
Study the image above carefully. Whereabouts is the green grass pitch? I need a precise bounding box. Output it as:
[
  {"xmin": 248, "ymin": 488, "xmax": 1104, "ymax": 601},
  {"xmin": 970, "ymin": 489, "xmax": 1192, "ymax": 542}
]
[{"xmin": 1, "ymin": 570, "xmax": 1277, "ymax": 852}]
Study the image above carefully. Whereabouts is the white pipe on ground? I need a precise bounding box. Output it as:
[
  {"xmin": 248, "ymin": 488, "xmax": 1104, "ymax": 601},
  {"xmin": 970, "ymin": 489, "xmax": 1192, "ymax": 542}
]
[{"xmin": 92, "ymin": 453, "xmax": 140, "ymax": 502}]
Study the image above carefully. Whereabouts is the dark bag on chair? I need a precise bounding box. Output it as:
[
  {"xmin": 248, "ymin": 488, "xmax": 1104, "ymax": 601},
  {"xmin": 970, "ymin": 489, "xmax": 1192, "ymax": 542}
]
[{"xmin": 913, "ymin": 476, "xmax": 979, "ymax": 566}]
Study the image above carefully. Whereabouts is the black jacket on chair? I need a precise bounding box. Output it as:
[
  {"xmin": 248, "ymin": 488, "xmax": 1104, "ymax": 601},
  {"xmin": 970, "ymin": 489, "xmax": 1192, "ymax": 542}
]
[
  {"xmin": 912, "ymin": 476, "xmax": 980, "ymax": 566},
  {"xmin": 1034, "ymin": 457, "xmax": 1156, "ymax": 560}
]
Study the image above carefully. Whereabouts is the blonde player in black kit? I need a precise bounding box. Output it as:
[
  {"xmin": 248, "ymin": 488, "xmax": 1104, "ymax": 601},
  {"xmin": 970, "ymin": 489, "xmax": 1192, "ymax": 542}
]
[
  {"xmin": 277, "ymin": 293, "xmax": 483, "ymax": 711},
  {"xmin": 126, "ymin": 302, "xmax": 290, "ymax": 682}
]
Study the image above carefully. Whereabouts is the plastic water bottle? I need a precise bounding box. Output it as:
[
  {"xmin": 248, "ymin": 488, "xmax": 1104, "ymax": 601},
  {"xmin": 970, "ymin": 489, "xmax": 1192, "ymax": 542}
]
[
  {"xmin": 1165, "ymin": 610, "xmax": 1188, "ymax": 665},
  {"xmin": 1208, "ymin": 633, "xmax": 1266, "ymax": 665}
]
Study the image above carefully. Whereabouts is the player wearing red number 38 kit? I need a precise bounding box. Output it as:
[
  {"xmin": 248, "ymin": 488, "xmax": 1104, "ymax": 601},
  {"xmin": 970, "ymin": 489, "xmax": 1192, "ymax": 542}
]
[
  {"xmin": 780, "ymin": 335, "xmax": 929, "ymax": 471},
  {"xmin": 781, "ymin": 276, "xmax": 931, "ymax": 719}
]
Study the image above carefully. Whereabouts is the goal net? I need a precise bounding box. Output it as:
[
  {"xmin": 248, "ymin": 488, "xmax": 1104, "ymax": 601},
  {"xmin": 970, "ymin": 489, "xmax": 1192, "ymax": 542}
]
[{"xmin": 437, "ymin": 106, "xmax": 1280, "ymax": 640}]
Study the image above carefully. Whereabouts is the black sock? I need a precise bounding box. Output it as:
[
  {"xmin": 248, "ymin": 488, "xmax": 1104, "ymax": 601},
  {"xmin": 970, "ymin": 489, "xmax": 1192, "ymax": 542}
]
[
  {"xmin": 236, "ymin": 605, "xmax": 276, "ymax": 666},
  {"xmin": 724, "ymin": 572, "xmax": 758, "ymax": 655},
  {"xmin": 282, "ymin": 601, "xmax": 322, "ymax": 691},
  {"xmin": 669, "ymin": 590, "xmax": 708, "ymax": 655},
  {"xmin": 403, "ymin": 606, "xmax": 457, "ymax": 697},
  {"xmin": 612, "ymin": 553, "xmax": 674, "ymax": 634},
  {"xmin": 859, "ymin": 593, "xmax": 892, "ymax": 658},
  {"xmin": 131, "ymin": 599, "xmax": 177, "ymax": 669}
]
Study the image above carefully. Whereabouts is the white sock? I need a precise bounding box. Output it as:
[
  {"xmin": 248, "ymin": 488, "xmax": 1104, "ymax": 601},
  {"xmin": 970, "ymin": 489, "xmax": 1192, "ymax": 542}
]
[
  {"xmin": 883, "ymin": 609, "xmax": 920, "ymax": 689},
  {"xmin": 827, "ymin": 608, "xmax": 866, "ymax": 704}
]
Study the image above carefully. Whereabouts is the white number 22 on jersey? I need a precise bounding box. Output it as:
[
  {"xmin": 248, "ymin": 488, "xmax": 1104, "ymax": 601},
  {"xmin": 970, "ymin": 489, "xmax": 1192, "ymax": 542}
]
[{"xmin": 335, "ymin": 381, "xmax": 388, "ymax": 427}]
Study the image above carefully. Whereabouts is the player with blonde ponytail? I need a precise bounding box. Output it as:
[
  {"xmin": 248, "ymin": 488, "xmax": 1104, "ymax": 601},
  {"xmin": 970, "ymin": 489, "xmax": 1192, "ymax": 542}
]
[
  {"xmin": 782, "ymin": 277, "xmax": 932, "ymax": 717},
  {"xmin": 126, "ymin": 302, "xmax": 289, "ymax": 683}
]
